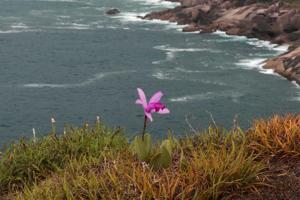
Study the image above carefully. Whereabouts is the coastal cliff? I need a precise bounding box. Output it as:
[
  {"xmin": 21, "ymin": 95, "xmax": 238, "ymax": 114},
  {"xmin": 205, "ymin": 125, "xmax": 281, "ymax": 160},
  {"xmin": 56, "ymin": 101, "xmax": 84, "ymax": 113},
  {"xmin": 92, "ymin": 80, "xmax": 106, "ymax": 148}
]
[{"xmin": 144, "ymin": 0, "xmax": 300, "ymax": 84}]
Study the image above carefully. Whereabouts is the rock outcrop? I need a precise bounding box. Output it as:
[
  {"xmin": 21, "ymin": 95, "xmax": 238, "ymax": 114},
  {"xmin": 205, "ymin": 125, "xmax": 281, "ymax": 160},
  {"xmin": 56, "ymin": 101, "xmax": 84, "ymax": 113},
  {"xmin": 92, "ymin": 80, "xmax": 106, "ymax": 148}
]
[
  {"xmin": 144, "ymin": 0, "xmax": 300, "ymax": 84},
  {"xmin": 106, "ymin": 8, "xmax": 120, "ymax": 15},
  {"xmin": 264, "ymin": 46, "xmax": 300, "ymax": 83}
]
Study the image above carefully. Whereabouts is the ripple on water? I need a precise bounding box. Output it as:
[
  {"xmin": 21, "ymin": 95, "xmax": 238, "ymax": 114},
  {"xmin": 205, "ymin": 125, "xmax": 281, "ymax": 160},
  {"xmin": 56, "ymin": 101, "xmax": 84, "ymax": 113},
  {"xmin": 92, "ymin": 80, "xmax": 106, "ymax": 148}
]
[
  {"xmin": 22, "ymin": 71, "xmax": 136, "ymax": 88},
  {"xmin": 170, "ymin": 91, "xmax": 244, "ymax": 103}
]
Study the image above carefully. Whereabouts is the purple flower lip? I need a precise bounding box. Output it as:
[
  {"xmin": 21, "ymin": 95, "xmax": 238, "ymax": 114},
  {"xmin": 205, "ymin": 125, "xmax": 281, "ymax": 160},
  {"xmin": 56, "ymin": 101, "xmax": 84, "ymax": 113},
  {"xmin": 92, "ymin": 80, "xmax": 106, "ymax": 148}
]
[{"xmin": 146, "ymin": 102, "xmax": 166, "ymax": 113}]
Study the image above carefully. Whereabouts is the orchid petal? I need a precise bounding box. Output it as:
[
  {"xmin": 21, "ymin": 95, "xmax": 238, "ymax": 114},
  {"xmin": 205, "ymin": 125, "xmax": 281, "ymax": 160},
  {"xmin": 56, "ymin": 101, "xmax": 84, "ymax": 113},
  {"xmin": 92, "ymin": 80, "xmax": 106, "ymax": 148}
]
[
  {"xmin": 158, "ymin": 108, "xmax": 170, "ymax": 114},
  {"xmin": 137, "ymin": 88, "xmax": 147, "ymax": 109},
  {"xmin": 135, "ymin": 99, "xmax": 143, "ymax": 105},
  {"xmin": 149, "ymin": 91, "xmax": 163, "ymax": 104},
  {"xmin": 145, "ymin": 112, "xmax": 153, "ymax": 122}
]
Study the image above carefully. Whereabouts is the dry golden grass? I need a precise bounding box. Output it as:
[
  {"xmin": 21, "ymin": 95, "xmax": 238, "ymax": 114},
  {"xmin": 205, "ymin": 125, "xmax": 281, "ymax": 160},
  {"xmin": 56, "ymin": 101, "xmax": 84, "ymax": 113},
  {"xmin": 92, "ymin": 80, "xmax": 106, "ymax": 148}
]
[
  {"xmin": 248, "ymin": 114, "xmax": 300, "ymax": 157},
  {"xmin": 15, "ymin": 129, "xmax": 265, "ymax": 200}
]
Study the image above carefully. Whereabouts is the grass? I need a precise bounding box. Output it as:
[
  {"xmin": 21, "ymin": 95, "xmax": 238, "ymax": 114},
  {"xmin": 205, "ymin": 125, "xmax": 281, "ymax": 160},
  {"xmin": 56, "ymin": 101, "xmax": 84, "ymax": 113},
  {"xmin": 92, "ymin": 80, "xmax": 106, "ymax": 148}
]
[
  {"xmin": 248, "ymin": 114, "xmax": 300, "ymax": 157},
  {"xmin": 0, "ymin": 122, "xmax": 127, "ymax": 194},
  {"xmin": 0, "ymin": 114, "xmax": 299, "ymax": 199},
  {"xmin": 283, "ymin": 0, "xmax": 300, "ymax": 6}
]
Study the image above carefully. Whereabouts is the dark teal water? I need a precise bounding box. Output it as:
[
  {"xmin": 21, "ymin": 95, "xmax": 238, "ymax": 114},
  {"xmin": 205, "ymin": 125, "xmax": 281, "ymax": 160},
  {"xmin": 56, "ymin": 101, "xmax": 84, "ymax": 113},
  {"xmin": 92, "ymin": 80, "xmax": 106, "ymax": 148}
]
[{"xmin": 0, "ymin": 0, "xmax": 299, "ymax": 146}]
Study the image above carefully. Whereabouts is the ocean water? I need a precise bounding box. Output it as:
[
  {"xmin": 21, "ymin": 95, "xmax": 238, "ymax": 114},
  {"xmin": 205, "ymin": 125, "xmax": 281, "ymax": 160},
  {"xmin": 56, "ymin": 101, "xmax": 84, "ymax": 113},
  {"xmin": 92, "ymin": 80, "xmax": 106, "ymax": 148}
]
[{"xmin": 0, "ymin": 0, "xmax": 299, "ymax": 146}]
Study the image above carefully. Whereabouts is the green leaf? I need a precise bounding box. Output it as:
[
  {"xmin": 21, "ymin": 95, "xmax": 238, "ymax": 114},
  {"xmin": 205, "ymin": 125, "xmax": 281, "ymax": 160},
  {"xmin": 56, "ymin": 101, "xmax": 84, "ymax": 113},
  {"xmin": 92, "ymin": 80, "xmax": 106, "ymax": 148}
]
[
  {"xmin": 132, "ymin": 133, "xmax": 152, "ymax": 162},
  {"xmin": 150, "ymin": 145, "xmax": 172, "ymax": 170},
  {"xmin": 179, "ymin": 148, "xmax": 188, "ymax": 170}
]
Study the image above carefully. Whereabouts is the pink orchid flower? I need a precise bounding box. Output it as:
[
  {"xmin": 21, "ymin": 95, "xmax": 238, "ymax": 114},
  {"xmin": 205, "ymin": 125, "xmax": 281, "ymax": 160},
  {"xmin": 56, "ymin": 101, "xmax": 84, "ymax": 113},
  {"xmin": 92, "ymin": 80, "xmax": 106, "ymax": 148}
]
[{"xmin": 136, "ymin": 88, "xmax": 170, "ymax": 122}]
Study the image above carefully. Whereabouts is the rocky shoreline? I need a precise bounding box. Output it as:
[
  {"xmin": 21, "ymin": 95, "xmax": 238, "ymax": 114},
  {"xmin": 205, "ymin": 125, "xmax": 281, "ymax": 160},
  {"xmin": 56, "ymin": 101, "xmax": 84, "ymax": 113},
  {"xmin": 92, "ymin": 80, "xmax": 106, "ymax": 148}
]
[{"xmin": 144, "ymin": 0, "xmax": 300, "ymax": 85}]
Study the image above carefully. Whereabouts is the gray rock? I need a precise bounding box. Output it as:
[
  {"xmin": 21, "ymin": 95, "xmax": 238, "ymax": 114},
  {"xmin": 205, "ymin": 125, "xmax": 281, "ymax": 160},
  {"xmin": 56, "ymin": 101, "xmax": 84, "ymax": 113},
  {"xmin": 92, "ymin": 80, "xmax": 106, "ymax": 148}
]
[{"xmin": 106, "ymin": 8, "xmax": 120, "ymax": 15}]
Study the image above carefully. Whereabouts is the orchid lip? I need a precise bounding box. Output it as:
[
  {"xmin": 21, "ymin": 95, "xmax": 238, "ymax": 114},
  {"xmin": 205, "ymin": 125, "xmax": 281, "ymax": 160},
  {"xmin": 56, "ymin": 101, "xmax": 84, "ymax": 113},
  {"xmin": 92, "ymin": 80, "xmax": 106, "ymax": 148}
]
[{"xmin": 145, "ymin": 102, "xmax": 166, "ymax": 113}]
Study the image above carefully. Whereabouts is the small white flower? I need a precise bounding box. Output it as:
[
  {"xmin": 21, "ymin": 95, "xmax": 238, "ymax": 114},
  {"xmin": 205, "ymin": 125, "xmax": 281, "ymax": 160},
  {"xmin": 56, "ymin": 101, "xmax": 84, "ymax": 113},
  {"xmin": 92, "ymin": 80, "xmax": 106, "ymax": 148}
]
[
  {"xmin": 51, "ymin": 118, "xmax": 56, "ymax": 123},
  {"xmin": 32, "ymin": 128, "xmax": 36, "ymax": 142}
]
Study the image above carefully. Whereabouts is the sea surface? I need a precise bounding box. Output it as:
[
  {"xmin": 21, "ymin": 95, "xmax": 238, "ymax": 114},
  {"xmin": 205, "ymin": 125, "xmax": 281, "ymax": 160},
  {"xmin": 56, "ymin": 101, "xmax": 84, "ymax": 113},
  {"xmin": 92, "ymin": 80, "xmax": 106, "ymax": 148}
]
[{"xmin": 0, "ymin": 0, "xmax": 299, "ymax": 146}]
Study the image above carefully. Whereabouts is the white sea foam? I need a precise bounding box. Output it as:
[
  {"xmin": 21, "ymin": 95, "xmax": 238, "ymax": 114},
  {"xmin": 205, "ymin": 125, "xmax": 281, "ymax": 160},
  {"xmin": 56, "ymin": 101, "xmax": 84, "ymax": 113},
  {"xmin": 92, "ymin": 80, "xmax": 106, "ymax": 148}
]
[
  {"xmin": 0, "ymin": 30, "xmax": 24, "ymax": 34},
  {"xmin": 152, "ymin": 71, "xmax": 177, "ymax": 80},
  {"xmin": 170, "ymin": 91, "xmax": 243, "ymax": 102},
  {"xmin": 153, "ymin": 44, "xmax": 220, "ymax": 64},
  {"xmin": 152, "ymin": 69, "xmax": 226, "ymax": 85},
  {"xmin": 290, "ymin": 82, "xmax": 300, "ymax": 101},
  {"xmin": 247, "ymin": 39, "xmax": 289, "ymax": 52},
  {"xmin": 213, "ymin": 30, "xmax": 289, "ymax": 52},
  {"xmin": 132, "ymin": 0, "xmax": 180, "ymax": 8},
  {"xmin": 111, "ymin": 12, "xmax": 146, "ymax": 23},
  {"xmin": 57, "ymin": 15, "xmax": 71, "ymax": 19},
  {"xmin": 111, "ymin": 11, "xmax": 188, "ymax": 32},
  {"xmin": 166, "ymin": 52, "xmax": 176, "ymax": 61},
  {"xmin": 292, "ymin": 81, "xmax": 300, "ymax": 88},
  {"xmin": 291, "ymin": 97, "xmax": 300, "ymax": 101},
  {"xmin": 154, "ymin": 45, "xmax": 207, "ymax": 52},
  {"xmin": 10, "ymin": 23, "xmax": 29, "ymax": 29},
  {"xmin": 22, "ymin": 70, "xmax": 135, "ymax": 88},
  {"xmin": 290, "ymin": 88, "xmax": 300, "ymax": 101},
  {"xmin": 113, "ymin": 12, "xmax": 184, "ymax": 32},
  {"xmin": 0, "ymin": 29, "xmax": 42, "ymax": 34},
  {"xmin": 163, "ymin": 23, "xmax": 187, "ymax": 31},
  {"xmin": 175, "ymin": 67, "xmax": 207, "ymax": 73},
  {"xmin": 155, "ymin": 45, "xmax": 221, "ymax": 53},
  {"xmin": 53, "ymin": 22, "xmax": 94, "ymax": 30},
  {"xmin": 213, "ymin": 30, "xmax": 248, "ymax": 41},
  {"xmin": 235, "ymin": 58, "xmax": 266, "ymax": 69},
  {"xmin": 199, "ymin": 80, "xmax": 227, "ymax": 86},
  {"xmin": 273, "ymin": 44, "xmax": 289, "ymax": 52},
  {"xmin": 290, "ymin": 81, "xmax": 300, "ymax": 101},
  {"xmin": 235, "ymin": 58, "xmax": 277, "ymax": 75}
]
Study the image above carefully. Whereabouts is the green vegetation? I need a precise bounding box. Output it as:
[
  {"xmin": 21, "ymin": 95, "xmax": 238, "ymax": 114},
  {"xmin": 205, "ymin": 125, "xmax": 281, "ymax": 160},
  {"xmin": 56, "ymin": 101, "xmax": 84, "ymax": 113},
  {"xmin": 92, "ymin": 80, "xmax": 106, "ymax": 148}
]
[
  {"xmin": 284, "ymin": 0, "xmax": 300, "ymax": 6},
  {"xmin": 239, "ymin": 0, "xmax": 300, "ymax": 6},
  {"xmin": 0, "ymin": 114, "xmax": 299, "ymax": 199}
]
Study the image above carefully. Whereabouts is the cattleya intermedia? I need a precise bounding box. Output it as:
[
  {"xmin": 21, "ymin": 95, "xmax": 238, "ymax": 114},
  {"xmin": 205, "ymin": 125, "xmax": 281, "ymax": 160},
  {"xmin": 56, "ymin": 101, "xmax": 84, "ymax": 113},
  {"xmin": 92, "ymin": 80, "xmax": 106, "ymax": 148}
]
[{"xmin": 135, "ymin": 88, "xmax": 170, "ymax": 139}]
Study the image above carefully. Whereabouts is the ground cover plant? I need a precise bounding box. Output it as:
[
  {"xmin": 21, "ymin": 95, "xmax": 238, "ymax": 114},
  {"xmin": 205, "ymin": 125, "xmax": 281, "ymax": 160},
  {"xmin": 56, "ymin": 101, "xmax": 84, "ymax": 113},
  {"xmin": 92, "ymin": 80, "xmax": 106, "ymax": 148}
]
[{"xmin": 0, "ymin": 113, "xmax": 298, "ymax": 200}]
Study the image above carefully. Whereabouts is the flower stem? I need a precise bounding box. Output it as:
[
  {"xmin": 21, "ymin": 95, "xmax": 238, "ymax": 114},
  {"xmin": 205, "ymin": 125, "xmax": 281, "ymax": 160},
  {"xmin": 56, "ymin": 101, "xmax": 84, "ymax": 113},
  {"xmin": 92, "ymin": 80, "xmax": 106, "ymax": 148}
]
[{"xmin": 142, "ymin": 115, "xmax": 147, "ymax": 141}]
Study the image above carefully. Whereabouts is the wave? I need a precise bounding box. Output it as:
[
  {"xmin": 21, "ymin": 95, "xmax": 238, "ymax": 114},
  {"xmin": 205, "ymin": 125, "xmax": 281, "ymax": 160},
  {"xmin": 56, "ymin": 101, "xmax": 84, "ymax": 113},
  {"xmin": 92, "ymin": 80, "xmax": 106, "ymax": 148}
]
[
  {"xmin": 246, "ymin": 39, "xmax": 289, "ymax": 52},
  {"xmin": 112, "ymin": 11, "xmax": 185, "ymax": 31},
  {"xmin": 292, "ymin": 81, "xmax": 300, "ymax": 88},
  {"xmin": 57, "ymin": 15, "xmax": 71, "ymax": 19},
  {"xmin": 10, "ymin": 23, "xmax": 29, "ymax": 29},
  {"xmin": 175, "ymin": 67, "xmax": 207, "ymax": 73},
  {"xmin": 132, "ymin": 0, "xmax": 180, "ymax": 7},
  {"xmin": 291, "ymin": 81, "xmax": 300, "ymax": 101},
  {"xmin": 152, "ymin": 44, "xmax": 220, "ymax": 64},
  {"xmin": 0, "ymin": 22, "xmax": 42, "ymax": 34},
  {"xmin": 152, "ymin": 71, "xmax": 178, "ymax": 80},
  {"xmin": 54, "ymin": 22, "xmax": 93, "ymax": 30},
  {"xmin": 212, "ymin": 30, "xmax": 289, "ymax": 52},
  {"xmin": 110, "ymin": 12, "xmax": 147, "ymax": 23},
  {"xmin": 170, "ymin": 91, "xmax": 243, "ymax": 102},
  {"xmin": 0, "ymin": 29, "xmax": 42, "ymax": 34},
  {"xmin": 22, "ymin": 70, "xmax": 136, "ymax": 88},
  {"xmin": 111, "ymin": 11, "xmax": 189, "ymax": 32},
  {"xmin": 154, "ymin": 45, "xmax": 221, "ymax": 53},
  {"xmin": 199, "ymin": 80, "xmax": 227, "ymax": 86},
  {"xmin": 151, "ymin": 69, "xmax": 226, "ymax": 86},
  {"xmin": 154, "ymin": 45, "xmax": 207, "ymax": 52},
  {"xmin": 212, "ymin": 30, "xmax": 248, "ymax": 41},
  {"xmin": 235, "ymin": 58, "xmax": 277, "ymax": 75}
]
